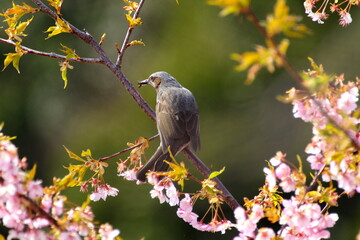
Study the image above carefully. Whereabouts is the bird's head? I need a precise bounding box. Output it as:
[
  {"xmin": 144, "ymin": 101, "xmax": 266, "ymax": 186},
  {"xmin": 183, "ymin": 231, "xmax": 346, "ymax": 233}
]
[{"xmin": 138, "ymin": 72, "xmax": 182, "ymax": 90}]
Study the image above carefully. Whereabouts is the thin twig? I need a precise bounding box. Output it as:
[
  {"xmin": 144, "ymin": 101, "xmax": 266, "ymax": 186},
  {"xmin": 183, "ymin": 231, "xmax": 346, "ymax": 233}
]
[
  {"xmin": 116, "ymin": 0, "xmax": 146, "ymax": 68},
  {"xmin": 244, "ymin": 7, "xmax": 304, "ymax": 86},
  {"xmin": 18, "ymin": 193, "xmax": 62, "ymax": 230},
  {"xmin": 0, "ymin": 38, "xmax": 103, "ymax": 64},
  {"xmin": 99, "ymin": 134, "xmax": 159, "ymax": 161},
  {"xmin": 306, "ymin": 163, "xmax": 326, "ymax": 192}
]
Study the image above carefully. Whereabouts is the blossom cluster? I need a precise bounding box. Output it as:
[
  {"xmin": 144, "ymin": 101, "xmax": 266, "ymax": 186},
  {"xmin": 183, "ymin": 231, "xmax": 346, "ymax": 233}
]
[
  {"xmin": 177, "ymin": 194, "xmax": 233, "ymax": 234},
  {"xmin": 117, "ymin": 145, "xmax": 234, "ymax": 234},
  {"xmin": 230, "ymin": 65, "xmax": 360, "ymax": 239},
  {"xmin": 259, "ymin": 155, "xmax": 340, "ymax": 240},
  {"xmin": 232, "ymin": 151, "xmax": 339, "ymax": 240},
  {"xmin": 291, "ymin": 78, "xmax": 360, "ymax": 193},
  {"xmin": 0, "ymin": 129, "xmax": 121, "ymax": 239},
  {"xmin": 62, "ymin": 147, "xmax": 119, "ymax": 203},
  {"xmin": 233, "ymin": 205, "xmax": 276, "ymax": 240},
  {"xmin": 304, "ymin": 0, "xmax": 359, "ymax": 26}
]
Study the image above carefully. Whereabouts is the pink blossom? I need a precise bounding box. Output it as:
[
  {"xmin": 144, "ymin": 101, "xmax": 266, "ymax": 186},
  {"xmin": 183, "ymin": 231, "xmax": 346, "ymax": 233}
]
[
  {"xmin": 303, "ymin": 0, "xmax": 315, "ymax": 14},
  {"xmin": 233, "ymin": 233, "xmax": 249, "ymax": 240},
  {"xmin": 269, "ymin": 151, "xmax": 286, "ymax": 166},
  {"xmin": 319, "ymin": 213, "xmax": 339, "ymax": 229},
  {"xmin": 275, "ymin": 163, "xmax": 291, "ymax": 179},
  {"xmin": 59, "ymin": 232, "xmax": 81, "ymax": 240},
  {"xmin": 178, "ymin": 194, "xmax": 193, "ymax": 213},
  {"xmin": 8, "ymin": 229, "xmax": 52, "ymax": 240},
  {"xmin": 305, "ymin": 135, "xmax": 325, "ymax": 154},
  {"xmin": 148, "ymin": 177, "xmax": 179, "ymax": 206},
  {"xmin": 307, "ymin": 12, "xmax": 328, "ymax": 24},
  {"xmin": 234, "ymin": 207, "xmax": 246, "ymax": 225},
  {"xmin": 339, "ymin": 11, "xmax": 352, "ymax": 26},
  {"xmin": 336, "ymin": 172, "xmax": 357, "ymax": 192},
  {"xmin": 193, "ymin": 219, "xmax": 233, "ymax": 234},
  {"xmin": 23, "ymin": 217, "xmax": 50, "ymax": 229},
  {"xmin": 234, "ymin": 206, "xmax": 256, "ymax": 238},
  {"xmin": 249, "ymin": 204, "xmax": 264, "ymax": 223},
  {"xmin": 263, "ymin": 167, "xmax": 277, "ymax": 189},
  {"xmin": 146, "ymin": 172, "xmax": 159, "ymax": 185},
  {"xmin": 279, "ymin": 197, "xmax": 338, "ymax": 239},
  {"xmin": 90, "ymin": 184, "xmax": 118, "ymax": 202},
  {"xmin": 239, "ymin": 219, "xmax": 257, "ymax": 238},
  {"xmin": 28, "ymin": 180, "xmax": 44, "ymax": 199},
  {"xmin": 99, "ymin": 223, "xmax": 120, "ymax": 240},
  {"xmin": 255, "ymin": 227, "xmax": 275, "ymax": 240},
  {"xmin": 89, "ymin": 190, "xmax": 102, "ymax": 202},
  {"xmin": 177, "ymin": 194, "xmax": 199, "ymax": 224},
  {"xmin": 307, "ymin": 154, "xmax": 324, "ymax": 170},
  {"xmin": 293, "ymin": 100, "xmax": 314, "ymax": 122},
  {"xmin": 337, "ymin": 87, "xmax": 358, "ymax": 114},
  {"xmin": 52, "ymin": 197, "xmax": 64, "ymax": 216},
  {"xmin": 41, "ymin": 194, "xmax": 52, "ymax": 213},
  {"xmin": 150, "ymin": 184, "xmax": 167, "ymax": 204},
  {"xmin": 213, "ymin": 220, "xmax": 233, "ymax": 234},
  {"xmin": 165, "ymin": 182, "xmax": 179, "ymax": 206},
  {"xmin": 118, "ymin": 169, "xmax": 137, "ymax": 181},
  {"xmin": 279, "ymin": 177, "xmax": 296, "ymax": 193},
  {"xmin": 0, "ymin": 182, "xmax": 17, "ymax": 198}
]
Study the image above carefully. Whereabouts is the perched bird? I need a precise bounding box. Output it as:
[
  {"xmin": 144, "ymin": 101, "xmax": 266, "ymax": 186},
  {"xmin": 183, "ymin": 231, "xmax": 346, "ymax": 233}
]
[{"xmin": 136, "ymin": 71, "xmax": 200, "ymax": 182}]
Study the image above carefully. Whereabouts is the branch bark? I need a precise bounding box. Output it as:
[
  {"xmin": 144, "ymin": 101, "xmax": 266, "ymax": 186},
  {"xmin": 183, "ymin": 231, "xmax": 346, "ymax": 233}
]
[
  {"xmin": 18, "ymin": 193, "xmax": 62, "ymax": 230},
  {"xmin": 116, "ymin": 0, "xmax": 146, "ymax": 68},
  {"xmin": 26, "ymin": 0, "xmax": 241, "ymax": 210},
  {"xmin": 0, "ymin": 38, "xmax": 103, "ymax": 64}
]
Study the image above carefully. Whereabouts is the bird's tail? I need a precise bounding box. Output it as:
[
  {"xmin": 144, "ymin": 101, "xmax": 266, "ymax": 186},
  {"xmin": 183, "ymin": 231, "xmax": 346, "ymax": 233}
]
[{"xmin": 136, "ymin": 146, "xmax": 171, "ymax": 182}]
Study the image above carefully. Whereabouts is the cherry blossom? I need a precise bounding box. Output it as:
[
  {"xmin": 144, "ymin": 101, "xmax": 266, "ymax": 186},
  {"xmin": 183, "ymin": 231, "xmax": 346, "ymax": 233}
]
[{"xmin": 339, "ymin": 10, "xmax": 352, "ymax": 26}]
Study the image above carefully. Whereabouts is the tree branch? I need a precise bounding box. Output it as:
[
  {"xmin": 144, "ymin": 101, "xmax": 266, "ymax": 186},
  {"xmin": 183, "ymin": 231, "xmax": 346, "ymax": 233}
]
[
  {"xmin": 116, "ymin": 0, "xmax": 146, "ymax": 68},
  {"xmin": 27, "ymin": 0, "xmax": 241, "ymax": 210},
  {"xmin": 99, "ymin": 134, "xmax": 159, "ymax": 162},
  {"xmin": 18, "ymin": 193, "xmax": 62, "ymax": 230},
  {"xmin": 183, "ymin": 148, "xmax": 240, "ymax": 210},
  {"xmin": 0, "ymin": 38, "xmax": 103, "ymax": 64},
  {"xmin": 306, "ymin": 163, "xmax": 326, "ymax": 192}
]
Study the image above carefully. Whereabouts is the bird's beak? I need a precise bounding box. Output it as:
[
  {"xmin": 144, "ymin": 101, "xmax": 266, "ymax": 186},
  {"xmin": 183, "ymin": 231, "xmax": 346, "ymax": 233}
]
[{"xmin": 138, "ymin": 79, "xmax": 148, "ymax": 88}]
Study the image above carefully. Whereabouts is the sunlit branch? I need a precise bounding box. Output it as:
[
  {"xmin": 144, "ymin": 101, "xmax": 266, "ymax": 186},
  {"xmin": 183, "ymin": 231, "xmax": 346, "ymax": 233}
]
[
  {"xmin": 116, "ymin": 0, "xmax": 146, "ymax": 68},
  {"xmin": 28, "ymin": 0, "xmax": 241, "ymax": 210},
  {"xmin": 99, "ymin": 134, "xmax": 159, "ymax": 162},
  {"xmin": 0, "ymin": 38, "xmax": 103, "ymax": 64},
  {"xmin": 183, "ymin": 148, "xmax": 240, "ymax": 210}
]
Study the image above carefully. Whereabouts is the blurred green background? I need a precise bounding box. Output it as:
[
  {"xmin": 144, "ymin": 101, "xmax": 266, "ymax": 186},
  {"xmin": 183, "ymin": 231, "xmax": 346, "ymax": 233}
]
[{"xmin": 0, "ymin": 0, "xmax": 359, "ymax": 239}]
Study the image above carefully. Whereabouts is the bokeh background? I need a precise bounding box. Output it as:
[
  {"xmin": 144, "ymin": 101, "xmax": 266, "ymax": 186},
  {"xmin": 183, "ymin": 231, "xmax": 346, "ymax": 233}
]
[{"xmin": 0, "ymin": 0, "xmax": 359, "ymax": 239}]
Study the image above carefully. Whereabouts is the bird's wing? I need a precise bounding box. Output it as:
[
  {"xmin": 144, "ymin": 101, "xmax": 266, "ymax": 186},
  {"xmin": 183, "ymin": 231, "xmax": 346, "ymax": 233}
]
[
  {"xmin": 184, "ymin": 110, "xmax": 200, "ymax": 152},
  {"xmin": 157, "ymin": 92, "xmax": 190, "ymax": 154}
]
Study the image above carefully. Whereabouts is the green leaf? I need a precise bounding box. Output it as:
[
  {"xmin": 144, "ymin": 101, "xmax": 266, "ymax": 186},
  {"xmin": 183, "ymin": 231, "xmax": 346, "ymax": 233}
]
[
  {"xmin": 208, "ymin": 166, "xmax": 225, "ymax": 179},
  {"xmin": 63, "ymin": 146, "xmax": 85, "ymax": 162},
  {"xmin": 26, "ymin": 164, "xmax": 37, "ymax": 181},
  {"xmin": 61, "ymin": 67, "xmax": 68, "ymax": 89},
  {"xmin": 81, "ymin": 149, "xmax": 92, "ymax": 157},
  {"xmin": 3, "ymin": 52, "xmax": 22, "ymax": 73}
]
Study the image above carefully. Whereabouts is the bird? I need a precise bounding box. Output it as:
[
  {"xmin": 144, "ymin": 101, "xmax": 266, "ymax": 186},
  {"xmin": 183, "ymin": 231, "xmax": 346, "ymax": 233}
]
[{"xmin": 136, "ymin": 71, "xmax": 200, "ymax": 182}]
